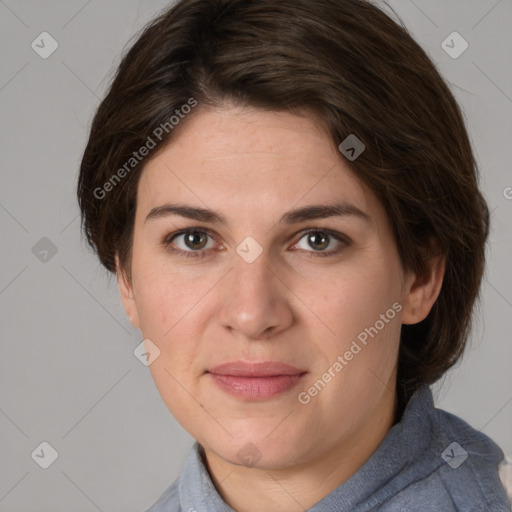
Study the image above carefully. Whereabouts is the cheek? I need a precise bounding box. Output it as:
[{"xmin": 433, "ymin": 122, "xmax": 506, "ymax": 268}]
[
  {"xmin": 134, "ymin": 274, "xmax": 176, "ymax": 334},
  {"xmin": 131, "ymin": 262, "xmax": 215, "ymax": 374},
  {"xmin": 134, "ymin": 269, "xmax": 204, "ymax": 394},
  {"xmin": 301, "ymin": 254, "xmax": 403, "ymax": 383},
  {"xmin": 309, "ymin": 258, "xmax": 401, "ymax": 331},
  {"xmin": 133, "ymin": 262, "xmax": 200, "ymax": 335}
]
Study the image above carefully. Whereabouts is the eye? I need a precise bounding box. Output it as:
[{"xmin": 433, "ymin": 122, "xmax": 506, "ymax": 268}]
[
  {"xmin": 162, "ymin": 227, "xmax": 350, "ymax": 259},
  {"xmin": 163, "ymin": 229, "xmax": 217, "ymax": 258},
  {"xmin": 292, "ymin": 229, "xmax": 350, "ymax": 256}
]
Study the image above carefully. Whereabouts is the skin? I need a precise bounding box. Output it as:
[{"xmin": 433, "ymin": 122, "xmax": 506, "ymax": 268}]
[{"xmin": 117, "ymin": 105, "xmax": 445, "ymax": 512}]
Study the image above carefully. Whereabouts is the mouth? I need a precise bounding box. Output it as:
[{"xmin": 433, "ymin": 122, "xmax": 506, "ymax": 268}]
[{"xmin": 206, "ymin": 360, "xmax": 307, "ymax": 401}]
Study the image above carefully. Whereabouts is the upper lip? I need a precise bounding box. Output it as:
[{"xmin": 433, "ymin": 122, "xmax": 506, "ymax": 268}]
[{"xmin": 208, "ymin": 361, "xmax": 306, "ymax": 377}]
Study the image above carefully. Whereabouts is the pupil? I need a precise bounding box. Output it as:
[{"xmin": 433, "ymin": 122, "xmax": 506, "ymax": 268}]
[
  {"xmin": 309, "ymin": 232, "xmax": 328, "ymax": 250},
  {"xmin": 186, "ymin": 231, "xmax": 206, "ymax": 249}
]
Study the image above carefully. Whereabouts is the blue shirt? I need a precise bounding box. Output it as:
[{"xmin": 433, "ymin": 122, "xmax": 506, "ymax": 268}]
[{"xmin": 146, "ymin": 384, "xmax": 511, "ymax": 511}]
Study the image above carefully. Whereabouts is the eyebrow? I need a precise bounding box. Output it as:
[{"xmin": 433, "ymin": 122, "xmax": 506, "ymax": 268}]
[{"xmin": 144, "ymin": 201, "xmax": 371, "ymax": 226}]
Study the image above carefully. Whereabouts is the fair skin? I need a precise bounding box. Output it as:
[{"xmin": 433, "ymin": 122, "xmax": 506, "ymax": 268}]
[{"xmin": 117, "ymin": 105, "xmax": 445, "ymax": 512}]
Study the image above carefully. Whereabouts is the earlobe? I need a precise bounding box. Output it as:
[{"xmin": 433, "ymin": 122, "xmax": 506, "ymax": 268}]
[
  {"xmin": 401, "ymin": 254, "xmax": 446, "ymax": 325},
  {"xmin": 115, "ymin": 256, "xmax": 141, "ymax": 330}
]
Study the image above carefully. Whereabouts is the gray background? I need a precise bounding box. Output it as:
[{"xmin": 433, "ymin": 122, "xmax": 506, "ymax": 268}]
[{"xmin": 1, "ymin": 0, "xmax": 511, "ymax": 510}]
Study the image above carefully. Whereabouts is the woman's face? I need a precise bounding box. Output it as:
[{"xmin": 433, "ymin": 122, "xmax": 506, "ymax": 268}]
[{"xmin": 119, "ymin": 105, "xmax": 430, "ymax": 470}]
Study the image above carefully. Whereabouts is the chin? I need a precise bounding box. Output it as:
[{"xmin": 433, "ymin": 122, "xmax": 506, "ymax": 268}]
[{"xmin": 203, "ymin": 431, "xmax": 310, "ymax": 470}]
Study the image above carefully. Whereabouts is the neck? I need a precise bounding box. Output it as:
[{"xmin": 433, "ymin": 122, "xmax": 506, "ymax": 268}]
[{"xmin": 202, "ymin": 388, "xmax": 398, "ymax": 512}]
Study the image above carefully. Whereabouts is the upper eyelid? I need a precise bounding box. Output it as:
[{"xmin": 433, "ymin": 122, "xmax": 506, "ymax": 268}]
[{"xmin": 165, "ymin": 228, "xmax": 218, "ymax": 244}]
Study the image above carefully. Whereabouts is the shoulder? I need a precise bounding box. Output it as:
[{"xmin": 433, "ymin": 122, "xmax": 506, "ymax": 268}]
[
  {"xmin": 383, "ymin": 404, "xmax": 511, "ymax": 511},
  {"xmin": 432, "ymin": 407, "xmax": 510, "ymax": 510},
  {"xmin": 144, "ymin": 479, "xmax": 180, "ymax": 512}
]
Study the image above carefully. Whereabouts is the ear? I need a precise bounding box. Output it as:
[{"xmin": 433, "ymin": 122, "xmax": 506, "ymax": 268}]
[
  {"xmin": 401, "ymin": 253, "xmax": 446, "ymax": 325},
  {"xmin": 115, "ymin": 255, "xmax": 141, "ymax": 330}
]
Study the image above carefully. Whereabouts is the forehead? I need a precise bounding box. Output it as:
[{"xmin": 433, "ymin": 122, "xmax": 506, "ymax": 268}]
[{"xmin": 136, "ymin": 107, "xmax": 378, "ymax": 224}]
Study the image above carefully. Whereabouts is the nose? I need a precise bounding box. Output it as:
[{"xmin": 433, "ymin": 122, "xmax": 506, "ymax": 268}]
[{"xmin": 217, "ymin": 249, "xmax": 294, "ymax": 339}]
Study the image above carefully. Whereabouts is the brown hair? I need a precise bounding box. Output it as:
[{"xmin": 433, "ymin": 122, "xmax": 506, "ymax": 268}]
[{"xmin": 77, "ymin": 0, "xmax": 489, "ymax": 417}]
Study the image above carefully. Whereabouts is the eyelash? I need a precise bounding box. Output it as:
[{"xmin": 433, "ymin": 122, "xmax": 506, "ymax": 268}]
[{"xmin": 162, "ymin": 228, "xmax": 351, "ymax": 259}]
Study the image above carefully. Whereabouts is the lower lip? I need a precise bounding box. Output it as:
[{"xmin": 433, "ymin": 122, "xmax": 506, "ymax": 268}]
[{"xmin": 208, "ymin": 373, "xmax": 306, "ymax": 400}]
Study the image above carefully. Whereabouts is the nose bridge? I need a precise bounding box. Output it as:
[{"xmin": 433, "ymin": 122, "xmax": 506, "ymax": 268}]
[
  {"xmin": 228, "ymin": 231, "xmax": 275, "ymax": 291},
  {"xmin": 229, "ymin": 245, "xmax": 277, "ymax": 309},
  {"xmin": 233, "ymin": 246, "xmax": 274, "ymax": 294},
  {"xmin": 218, "ymin": 243, "xmax": 292, "ymax": 338}
]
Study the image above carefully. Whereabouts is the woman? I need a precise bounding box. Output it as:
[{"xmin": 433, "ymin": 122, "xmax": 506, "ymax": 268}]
[{"xmin": 77, "ymin": 0, "xmax": 511, "ymax": 510}]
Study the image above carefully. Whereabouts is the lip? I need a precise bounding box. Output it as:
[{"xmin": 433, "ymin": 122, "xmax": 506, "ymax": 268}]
[
  {"xmin": 207, "ymin": 361, "xmax": 307, "ymax": 401},
  {"xmin": 208, "ymin": 360, "xmax": 306, "ymax": 377}
]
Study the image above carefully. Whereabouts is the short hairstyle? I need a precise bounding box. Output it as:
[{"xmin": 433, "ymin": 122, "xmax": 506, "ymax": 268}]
[{"xmin": 77, "ymin": 0, "xmax": 490, "ymax": 416}]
